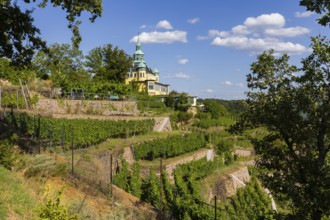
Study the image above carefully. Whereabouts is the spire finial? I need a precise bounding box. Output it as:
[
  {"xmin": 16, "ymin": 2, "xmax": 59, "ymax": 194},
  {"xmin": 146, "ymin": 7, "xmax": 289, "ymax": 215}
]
[{"xmin": 137, "ymin": 32, "xmax": 140, "ymax": 44}]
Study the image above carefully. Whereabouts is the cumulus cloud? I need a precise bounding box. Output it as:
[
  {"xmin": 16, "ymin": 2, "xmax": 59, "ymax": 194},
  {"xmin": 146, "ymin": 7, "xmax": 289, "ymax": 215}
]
[
  {"xmin": 178, "ymin": 58, "xmax": 189, "ymax": 64},
  {"xmin": 175, "ymin": 72, "xmax": 191, "ymax": 79},
  {"xmin": 156, "ymin": 20, "xmax": 173, "ymax": 30},
  {"xmin": 244, "ymin": 13, "xmax": 285, "ymax": 29},
  {"xmin": 212, "ymin": 36, "xmax": 309, "ymax": 54},
  {"xmin": 187, "ymin": 17, "xmax": 200, "ymax": 24},
  {"xmin": 206, "ymin": 13, "xmax": 311, "ymax": 54},
  {"xmin": 295, "ymin": 11, "xmax": 315, "ymax": 18},
  {"xmin": 197, "ymin": 29, "xmax": 229, "ymax": 40},
  {"xmin": 221, "ymin": 81, "xmax": 244, "ymax": 87},
  {"xmin": 265, "ymin": 27, "xmax": 310, "ymax": 37},
  {"xmin": 130, "ymin": 31, "xmax": 187, "ymax": 44}
]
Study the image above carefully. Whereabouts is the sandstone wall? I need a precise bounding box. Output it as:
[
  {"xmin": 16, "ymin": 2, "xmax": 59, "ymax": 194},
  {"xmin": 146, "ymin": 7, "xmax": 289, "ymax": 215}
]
[{"xmin": 35, "ymin": 98, "xmax": 138, "ymax": 116}]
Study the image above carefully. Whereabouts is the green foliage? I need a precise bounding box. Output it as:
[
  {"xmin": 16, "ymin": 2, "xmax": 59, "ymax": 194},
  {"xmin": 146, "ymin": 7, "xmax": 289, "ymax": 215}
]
[
  {"xmin": 141, "ymin": 169, "xmax": 161, "ymax": 209},
  {"xmin": 171, "ymin": 111, "xmax": 193, "ymax": 125},
  {"xmin": 161, "ymin": 171, "xmax": 174, "ymax": 211},
  {"xmin": 134, "ymin": 133, "xmax": 206, "ymax": 160},
  {"xmin": 129, "ymin": 162, "xmax": 142, "ymax": 197},
  {"xmin": 113, "ymin": 160, "xmax": 131, "ymax": 192},
  {"xmin": 0, "ymin": 58, "xmax": 36, "ymax": 83},
  {"xmin": 32, "ymin": 43, "xmax": 89, "ymax": 90},
  {"xmin": 174, "ymin": 157, "xmax": 221, "ymax": 181},
  {"xmin": 202, "ymin": 99, "xmax": 230, "ymax": 119},
  {"xmin": 0, "ymin": 166, "xmax": 36, "ymax": 219},
  {"xmin": 195, "ymin": 112, "xmax": 211, "ymax": 120},
  {"xmin": 240, "ymin": 36, "xmax": 330, "ymax": 219},
  {"xmin": 85, "ymin": 44, "xmax": 132, "ymax": 83},
  {"xmin": 164, "ymin": 91, "xmax": 192, "ymax": 111},
  {"xmin": 0, "ymin": 139, "xmax": 16, "ymax": 169},
  {"xmin": 215, "ymin": 99, "xmax": 248, "ymax": 116},
  {"xmin": 219, "ymin": 177, "xmax": 273, "ymax": 220},
  {"xmin": 1, "ymin": 0, "xmax": 102, "ymax": 66},
  {"xmin": 2, "ymin": 112, "xmax": 154, "ymax": 148},
  {"xmin": 193, "ymin": 116, "xmax": 236, "ymax": 129},
  {"xmin": 136, "ymin": 94, "xmax": 168, "ymax": 113},
  {"xmin": 300, "ymin": 0, "xmax": 330, "ymax": 26},
  {"xmin": 0, "ymin": 2, "xmax": 46, "ymax": 66},
  {"xmin": 37, "ymin": 187, "xmax": 78, "ymax": 220}
]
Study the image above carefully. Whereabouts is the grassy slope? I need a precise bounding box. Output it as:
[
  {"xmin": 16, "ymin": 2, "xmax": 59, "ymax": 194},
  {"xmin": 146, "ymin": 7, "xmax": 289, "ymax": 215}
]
[{"xmin": 0, "ymin": 166, "xmax": 36, "ymax": 220}]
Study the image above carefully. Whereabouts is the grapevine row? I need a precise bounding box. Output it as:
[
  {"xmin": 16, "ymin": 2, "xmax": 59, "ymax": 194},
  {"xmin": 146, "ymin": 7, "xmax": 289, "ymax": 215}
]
[
  {"xmin": 133, "ymin": 133, "xmax": 206, "ymax": 160},
  {"xmin": 2, "ymin": 112, "xmax": 154, "ymax": 148}
]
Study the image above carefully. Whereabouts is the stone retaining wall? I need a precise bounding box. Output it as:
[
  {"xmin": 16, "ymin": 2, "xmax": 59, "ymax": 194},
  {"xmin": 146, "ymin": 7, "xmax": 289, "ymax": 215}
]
[{"xmin": 35, "ymin": 98, "xmax": 138, "ymax": 116}]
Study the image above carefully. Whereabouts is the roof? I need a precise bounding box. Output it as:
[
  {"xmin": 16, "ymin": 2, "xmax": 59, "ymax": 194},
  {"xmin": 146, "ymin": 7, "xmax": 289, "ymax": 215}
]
[
  {"xmin": 134, "ymin": 49, "xmax": 144, "ymax": 55},
  {"xmin": 137, "ymin": 61, "xmax": 146, "ymax": 69}
]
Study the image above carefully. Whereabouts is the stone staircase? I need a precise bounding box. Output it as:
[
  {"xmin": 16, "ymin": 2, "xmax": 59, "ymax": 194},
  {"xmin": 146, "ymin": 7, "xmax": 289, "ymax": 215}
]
[{"xmin": 153, "ymin": 117, "xmax": 172, "ymax": 132}]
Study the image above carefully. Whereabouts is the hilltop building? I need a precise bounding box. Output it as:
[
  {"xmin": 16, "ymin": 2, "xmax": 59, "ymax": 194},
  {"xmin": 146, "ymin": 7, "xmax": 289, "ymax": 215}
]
[{"xmin": 125, "ymin": 42, "xmax": 170, "ymax": 95}]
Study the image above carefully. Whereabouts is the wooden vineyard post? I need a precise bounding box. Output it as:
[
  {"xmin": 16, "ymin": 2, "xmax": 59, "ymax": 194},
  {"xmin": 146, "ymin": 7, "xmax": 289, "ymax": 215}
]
[
  {"xmin": 38, "ymin": 116, "xmax": 41, "ymax": 154},
  {"xmin": 109, "ymin": 153, "xmax": 113, "ymax": 197},
  {"xmin": 214, "ymin": 195, "xmax": 217, "ymax": 220},
  {"xmin": 159, "ymin": 158, "xmax": 163, "ymax": 216},
  {"xmin": 71, "ymin": 129, "xmax": 74, "ymax": 176}
]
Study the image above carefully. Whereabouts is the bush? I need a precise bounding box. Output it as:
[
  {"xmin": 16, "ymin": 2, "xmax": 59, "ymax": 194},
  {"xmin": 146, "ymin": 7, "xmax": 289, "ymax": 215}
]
[
  {"xmin": 0, "ymin": 139, "xmax": 16, "ymax": 169},
  {"xmin": 37, "ymin": 186, "xmax": 78, "ymax": 220}
]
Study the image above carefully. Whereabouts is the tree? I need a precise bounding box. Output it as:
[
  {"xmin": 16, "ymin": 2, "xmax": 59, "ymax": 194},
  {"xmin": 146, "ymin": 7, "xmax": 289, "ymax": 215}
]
[
  {"xmin": 0, "ymin": 58, "xmax": 36, "ymax": 84},
  {"xmin": 32, "ymin": 43, "xmax": 89, "ymax": 90},
  {"xmin": 85, "ymin": 44, "xmax": 132, "ymax": 83},
  {"xmin": 1, "ymin": 0, "xmax": 102, "ymax": 65},
  {"xmin": 240, "ymin": 36, "xmax": 330, "ymax": 219},
  {"xmin": 202, "ymin": 99, "xmax": 229, "ymax": 119},
  {"xmin": 0, "ymin": 2, "xmax": 46, "ymax": 66},
  {"xmin": 300, "ymin": 0, "xmax": 330, "ymax": 26}
]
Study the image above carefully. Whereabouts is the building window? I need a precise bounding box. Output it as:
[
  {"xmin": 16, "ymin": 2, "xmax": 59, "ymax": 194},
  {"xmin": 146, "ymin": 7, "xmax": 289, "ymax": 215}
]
[{"xmin": 148, "ymin": 82, "xmax": 154, "ymax": 90}]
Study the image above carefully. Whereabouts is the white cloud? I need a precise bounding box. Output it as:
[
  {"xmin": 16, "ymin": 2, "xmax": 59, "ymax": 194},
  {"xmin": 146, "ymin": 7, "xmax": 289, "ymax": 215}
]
[
  {"xmin": 197, "ymin": 29, "xmax": 229, "ymax": 41},
  {"xmin": 175, "ymin": 72, "xmax": 191, "ymax": 79},
  {"xmin": 212, "ymin": 36, "xmax": 310, "ymax": 54},
  {"xmin": 295, "ymin": 11, "xmax": 315, "ymax": 18},
  {"xmin": 130, "ymin": 31, "xmax": 187, "ymax": 44},
  {"xmin": 205, "ymin": 89, "xmax": 214, "ymax": 93},
  {"xmin": 156, "ymin": 20, "xmax": 173, "ymax": 30},
  {"xmin": 140, "ymin": 24, "xmax": 147, "ymax": 29},
  {"xmin": 232, "ymin": 25, "xmax": 250, "ymax": 35},
  {"xmin": 178, "ymin": 58, "xmax": 189, "ymax": 64},
  {"xmin": 206, "ymin": 13, "xmax": 310, "ymax": 54},
  {"xmin": 208, "ymin": 29, "xmax": 229, "ymax": 37},
  {"xmin": 187, "ymin": 17, "xmax": 200, "ymax": 24},
  {"xmin": 221, "ymin": 81, "xmax": 244, "ymax": 88},
  {"xmin": 265, "ymin": 27, "xmax": 310, "ymax": 37},
  {"xmin": 244, "ymin": 13, "xmax": 285, "ymax": 29}
]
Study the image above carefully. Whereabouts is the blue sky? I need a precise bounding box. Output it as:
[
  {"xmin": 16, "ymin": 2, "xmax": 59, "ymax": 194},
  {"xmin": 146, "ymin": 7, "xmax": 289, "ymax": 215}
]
[{"xmin": 24, "ymin": 0, "xmax": 329, "ymax": 99}]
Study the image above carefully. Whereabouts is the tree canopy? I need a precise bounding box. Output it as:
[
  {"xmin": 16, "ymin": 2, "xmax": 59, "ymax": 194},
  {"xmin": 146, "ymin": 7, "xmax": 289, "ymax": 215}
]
[
  {"xmin": 238, "ymin": 36, "xmax": 330, "ymax": 219},
  {"xmin": 85, "ymin": 44, "xmax": 132, "ymax": 83},
  {"xmin": 32, "ymin": 43, "xmax": 89, "ymax": 90},
  {"xmin": 0, "ymin": 0, "xmax": 102, "ymax": 66},
  {"xmin": 202, "ymin": 99, "xmax": 229, "ymax": 119},
  {"xmin": 300, "ymin": 0, "xmax": 330, "ymax": 26}
]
